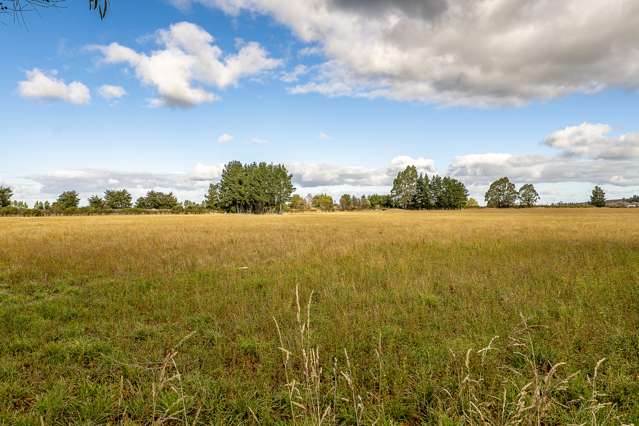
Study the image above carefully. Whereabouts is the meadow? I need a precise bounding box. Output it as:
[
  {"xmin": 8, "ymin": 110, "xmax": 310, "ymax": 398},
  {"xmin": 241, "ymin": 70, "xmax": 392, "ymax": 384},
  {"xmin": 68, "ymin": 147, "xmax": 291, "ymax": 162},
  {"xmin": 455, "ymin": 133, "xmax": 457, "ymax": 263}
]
[{"xmin": 0, "ymin": 209, "xmax": 638, "ymax": 425}]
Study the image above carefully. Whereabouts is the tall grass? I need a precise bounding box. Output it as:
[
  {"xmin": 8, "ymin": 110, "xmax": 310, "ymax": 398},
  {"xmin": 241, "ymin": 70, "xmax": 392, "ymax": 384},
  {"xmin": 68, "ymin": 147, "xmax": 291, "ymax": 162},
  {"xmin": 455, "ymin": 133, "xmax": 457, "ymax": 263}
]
[{"xmin": 0, "ymin": 210, "xmax": 638, "ymax": 423}]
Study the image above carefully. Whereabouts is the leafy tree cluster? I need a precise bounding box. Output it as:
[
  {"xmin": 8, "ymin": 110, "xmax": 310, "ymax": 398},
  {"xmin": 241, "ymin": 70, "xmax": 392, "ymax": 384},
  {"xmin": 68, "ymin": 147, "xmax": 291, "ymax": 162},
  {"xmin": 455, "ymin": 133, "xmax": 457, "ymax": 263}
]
[
  {"xmin": 484, "ymin": 177, "xmax": 540, "ymax": 208},
  {"xmin": 217, "ymin": 161, "xmax": 295, "ymax": 213},
  {"xmin": 135, "ymin": 191, "xmax": 178, "ymax": 209},
  {"xmin": 338, "ymin": 194, "xmax": 371, "ymax": 211},
  {"xmin": 311, "ymin": 194, "xmax": 335, "ymax": 211},
  {"xmin": 390, "ymin": 166, "xmax": 469, "ymax": 210}
]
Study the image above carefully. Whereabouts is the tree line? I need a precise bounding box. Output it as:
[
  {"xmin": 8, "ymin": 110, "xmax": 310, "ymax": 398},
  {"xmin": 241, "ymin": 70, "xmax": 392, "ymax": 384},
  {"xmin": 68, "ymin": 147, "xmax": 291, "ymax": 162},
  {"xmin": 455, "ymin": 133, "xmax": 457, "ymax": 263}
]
[{"xmin": 0, "ymin": 164, "xmax": 624, "ymax": 216}]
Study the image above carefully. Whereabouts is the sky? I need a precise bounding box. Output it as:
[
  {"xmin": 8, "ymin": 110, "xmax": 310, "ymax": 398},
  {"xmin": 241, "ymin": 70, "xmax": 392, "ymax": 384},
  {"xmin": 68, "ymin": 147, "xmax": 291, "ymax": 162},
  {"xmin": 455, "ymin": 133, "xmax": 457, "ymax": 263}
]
[{"xmin": 3, "ymin": 0, "xmax": 639, "ymax": 205}]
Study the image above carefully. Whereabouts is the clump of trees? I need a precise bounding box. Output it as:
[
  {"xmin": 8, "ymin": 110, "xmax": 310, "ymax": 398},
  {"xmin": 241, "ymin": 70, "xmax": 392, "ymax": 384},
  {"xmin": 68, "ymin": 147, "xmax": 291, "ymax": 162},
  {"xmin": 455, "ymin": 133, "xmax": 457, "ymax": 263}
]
[
  {"xmin": 390, "ymin": 166, "xmax": 469, "ymax": 210},
  {"xmin": 214, "ymin": 161, "xmax": 295, "ymax": 213},
  {"xmin": 135, "ymin": 191, "xmax": 178, "ymax": 209},
  {"xmin": 484, "ymin": 177, "xmax": 540, "ymax": 208}
]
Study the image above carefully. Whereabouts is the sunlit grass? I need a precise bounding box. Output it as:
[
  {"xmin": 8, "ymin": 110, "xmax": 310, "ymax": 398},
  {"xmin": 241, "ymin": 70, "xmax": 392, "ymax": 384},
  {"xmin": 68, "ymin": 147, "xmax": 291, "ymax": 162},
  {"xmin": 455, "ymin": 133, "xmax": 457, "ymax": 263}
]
[{"xmin": 1, "ymin": 209, "xmax": 638, "ymax": 423}]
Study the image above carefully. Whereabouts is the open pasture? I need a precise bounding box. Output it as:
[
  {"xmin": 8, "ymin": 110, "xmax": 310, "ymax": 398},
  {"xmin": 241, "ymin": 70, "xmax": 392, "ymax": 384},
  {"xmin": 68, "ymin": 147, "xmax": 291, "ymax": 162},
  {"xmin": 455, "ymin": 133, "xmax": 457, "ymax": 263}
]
[{"xmin": 1, "ymin": 210, "xmax": 638, "ymax": 424}]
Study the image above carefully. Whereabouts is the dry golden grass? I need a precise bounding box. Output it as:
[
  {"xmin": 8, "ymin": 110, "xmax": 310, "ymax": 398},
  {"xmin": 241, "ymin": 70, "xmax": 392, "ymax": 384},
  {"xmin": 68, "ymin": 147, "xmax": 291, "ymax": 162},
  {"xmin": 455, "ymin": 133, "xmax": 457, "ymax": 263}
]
[{"xmin": 0, "ymin": 209, "xmax": 638, "ymax": 424}]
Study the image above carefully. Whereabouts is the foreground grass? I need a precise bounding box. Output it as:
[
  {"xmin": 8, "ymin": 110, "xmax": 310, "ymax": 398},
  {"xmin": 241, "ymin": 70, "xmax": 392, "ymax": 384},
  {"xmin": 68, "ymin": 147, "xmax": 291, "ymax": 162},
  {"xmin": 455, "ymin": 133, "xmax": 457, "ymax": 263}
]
[{"xmin": 0, "ymin": 209, "xmax": 638, "ymax": 424}]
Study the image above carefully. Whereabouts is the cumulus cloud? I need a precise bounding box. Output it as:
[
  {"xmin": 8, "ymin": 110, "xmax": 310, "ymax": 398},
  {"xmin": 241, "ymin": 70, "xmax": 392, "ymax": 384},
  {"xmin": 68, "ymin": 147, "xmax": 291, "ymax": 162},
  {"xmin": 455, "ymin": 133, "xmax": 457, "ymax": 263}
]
[
  {"xmin": 319, "ymin": 132, "xmax": 331, "ymax": 140},
  {"xmin": 92, "ymin": 21, "xmax": 281, "ymax": 107},
  {"xmin": 18, "ymin": 69, "xmax": 90, "ymax": 105},
  {"xmin": 174, "ymin": 0, "xmax": 639, "ymax": 106},
  {"xmin": 281, "ymin": 64, "xmax": 308, "ymax": 83},
  {"xmin": 98, "ymin": 84, "xmax": 127, "ymax": 100},
  {"xmin": 217, "ymin": 133, "xmax": 234, "ymax": 144},
  {"xmin": 290, "ymin": 155, "xmax": 436, "ymax": 187},
  {"xmin": 449, "ymin": 123, "xmax": 639, "ymax": 187},
  {"xmin": 544, "ymin": 122, "xmax": 639, "ymax": 160}
]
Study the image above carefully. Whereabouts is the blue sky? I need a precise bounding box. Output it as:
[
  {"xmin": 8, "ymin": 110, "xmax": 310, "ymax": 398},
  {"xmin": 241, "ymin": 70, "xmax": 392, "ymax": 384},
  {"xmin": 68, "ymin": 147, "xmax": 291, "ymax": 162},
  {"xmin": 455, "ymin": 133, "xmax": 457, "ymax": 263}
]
[{"xmin": 3, "ymin": 0, "xmax": 639, "ymax": 204}]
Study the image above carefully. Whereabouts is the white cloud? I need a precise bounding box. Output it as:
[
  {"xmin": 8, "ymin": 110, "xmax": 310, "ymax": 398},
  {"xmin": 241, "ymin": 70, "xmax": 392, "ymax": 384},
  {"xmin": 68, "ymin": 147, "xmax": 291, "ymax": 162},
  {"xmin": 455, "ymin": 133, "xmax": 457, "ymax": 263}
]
[
  {"xmin": 98, "ymin": 84, "xmax": 127, "ymax": 100},
  {"xmin": 175, "ymin": 0, "xmax": 639, "ymax": 107},
  {"xmin": 92, "ymin": 21, "xmax": 281, "ymax": 107},
  {"xmin": 18, "ymin": 69, "xmax": 90, "ymax": 105},
  {"xmin": 289, "ymin": 155, "xmax": 436, "ymax": 187},
  {"xmin": 281, "ymin": 64, "xmax": 308, "ymax": 83},
  {"xmin": 217, "ymin": 133, "xmax": 234, "ymax": 144},
  {"xmin": 544, "ymin": 122, "xmax": 639, "ymax": 159},
  {"xmin": 449, "ymin": 123, "xmax": 639, "ymax": 187},
  {"xmin": 319, "ymin": 132, "xmax": 331, "ymax": 140}
]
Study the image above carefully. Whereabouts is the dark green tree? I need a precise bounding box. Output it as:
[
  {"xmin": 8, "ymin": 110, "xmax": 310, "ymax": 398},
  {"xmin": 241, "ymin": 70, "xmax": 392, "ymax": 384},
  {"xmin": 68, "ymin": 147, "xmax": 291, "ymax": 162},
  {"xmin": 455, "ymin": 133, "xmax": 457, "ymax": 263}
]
[
  {"xmin": 590, "ymin": 186, "xmax": 606, "ymax": 207},
  {"xmin": 368, "ymin": 194, "xmax": 391, "ymax": 209},
  {"xmin": 104, "ymin": 189, "xmax": 132, "ymax": 209},
  {"xmin": 0, "ymin": 186, "xmax": 13, "ymax": 207},
  {"xmin": 88, "ymin": 195, "xmax": 105, "ymax": 209},
  {"xmin": 485, "ymin": 177, "xmax": 518, "ymax": 208},
  {"xmin": 54, "ymin": 191, "xmax": 80, "ymax": 209},
  {"xmin": 440, "ymin": 177, "xmax": 469, "ymax": 209},
  {"xmin": 135, "ymin": 191, "xmax": 178, "ymax": 209},
  {"xmin": 518, "ymin": 184, "xmax": 539, "ymax": 207}
]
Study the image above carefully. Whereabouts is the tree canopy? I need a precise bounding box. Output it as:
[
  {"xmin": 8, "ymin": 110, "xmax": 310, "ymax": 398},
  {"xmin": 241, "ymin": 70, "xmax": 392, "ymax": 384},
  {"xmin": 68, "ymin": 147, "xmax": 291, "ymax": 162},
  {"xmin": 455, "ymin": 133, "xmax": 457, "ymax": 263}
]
[
  {"xmin": 485, "ymin": 177, "xmax": 518, "ymax": 208},
  {"xmin": 135, "ymin": 191, "xmax": 178, "ymax": 210},
  {"xmin": 53, "ymin": 191, "xmax": 80, "ymax": 209},
  {"xmin": 0, "ymin": 186, "xmax": 13, "ymax": 207},
  {"xmin": 390, "ymin": 167, "xmax": 468, "ymax": 210},
  {"xmin": 518, "ymin": 184, "xmax": 540, "ymax": 208},
  {"xmin": 104, "ymin": 189, "xmax": 132, "ymax": 209},
  {"xmin": 218, "ymin": 161, "xmax": 294, "ymax": 213}
]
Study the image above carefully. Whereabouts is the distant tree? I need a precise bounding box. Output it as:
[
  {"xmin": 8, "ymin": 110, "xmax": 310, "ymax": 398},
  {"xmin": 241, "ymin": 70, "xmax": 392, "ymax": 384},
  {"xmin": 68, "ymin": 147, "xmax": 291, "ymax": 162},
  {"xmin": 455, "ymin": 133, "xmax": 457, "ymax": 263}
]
[
  {"xmin": 465, "ymin": 198, "xmax": 479, "ymax": 208},
  {"xmin": 359, "ymin": 195, "xmax": 370, "ymax": 210},
  {"xmin": 368, "ymin": 194, "xmax": 391, "ymax": 209},
  {"xmin": 44, "ymin": 200, "xmax": 51, "ymax": 210},
  {"xmin": 88, "ymin": 195, "xmax": 105, "ymax": 209},
  {"xmin": 430, "ymin": 175, "xmax": 444, "ymax": 209},
  {"xmin": 391, "ymin": 166, "xmax": 419, "ymax": 209},
  {"xmin": 485, "ymin": 177, "xmax": 518, "ymax": 208},
  {"xmin": 183, "ymin": 200, "xmax": 201, "ymax": 209},
  {"xmin": 312, "ymin": 194, "xmax": 334, "ymax": 211},
  {"xmin": 590, "ymin": 186, "xmax": 606, "ymax": 207},
  {"xmin": 289, "ymin": 194, "xmax": 307, "ymax": 210},
  {"xmin": 135, "ymin": 191, "xmax": 178, "ymax": 209},
  {"xmin": 204, "ymin": 183, "xmax": 220, "ymax": 210},
  {"xmin": 0, "ymin": 186, "xmax": 13, "ymax": 207},
  {"xmin": 218, "ymin": 161, "xmax": 294, "ymax": 213},
  {"xmin": 518, "ymin": 184, "xmax": 539, "ymax": 207},
  {"xmin": 219, "ymin": 161, "xmax": 248, "ymax": 213},
  {"xmin": 54, "ymin": 191, "xmax": 80, "ymax": 209},
  {"xmin": 104, "ymin": 189, "xmax": 132, "ymax": 209},
  {"xmin": 339, "ymin": 194, "xmax": 353, "ymax": 211},
  {"xmin": 11, "ymin": 200, "xmax": 28, "ymax": 208},
  {"xmin": 414, "ymin": 174, "xmax": 433, "ymax": 209},
  {"xmin": 440, "ymin": 177, "xmax": 469, "ymax": 209}
]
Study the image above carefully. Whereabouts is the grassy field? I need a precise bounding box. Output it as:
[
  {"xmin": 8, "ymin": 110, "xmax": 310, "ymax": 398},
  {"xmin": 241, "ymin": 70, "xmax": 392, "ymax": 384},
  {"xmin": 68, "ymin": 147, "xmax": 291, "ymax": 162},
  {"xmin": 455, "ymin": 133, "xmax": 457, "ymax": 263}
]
[{"xmin": 0, "ymin": 209, "xmax": 638, "ymax": 425}]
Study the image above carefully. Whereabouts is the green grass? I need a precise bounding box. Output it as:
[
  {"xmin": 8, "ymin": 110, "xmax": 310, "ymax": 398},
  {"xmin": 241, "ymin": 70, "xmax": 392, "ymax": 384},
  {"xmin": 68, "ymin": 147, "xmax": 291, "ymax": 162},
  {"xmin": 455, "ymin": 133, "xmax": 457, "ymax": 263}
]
[{"xmin": 0, "ymin": 209, "xmax": 638, "ymax": 424}]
